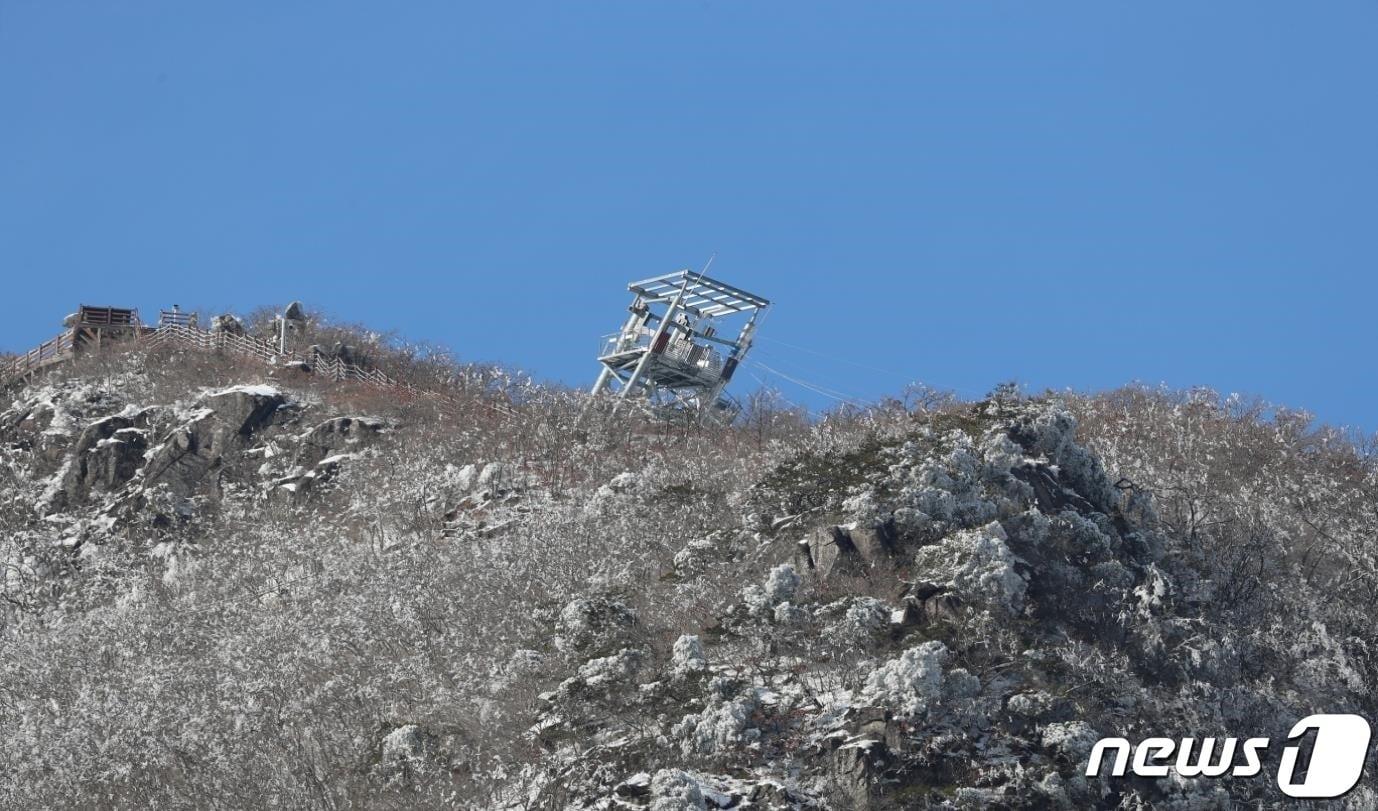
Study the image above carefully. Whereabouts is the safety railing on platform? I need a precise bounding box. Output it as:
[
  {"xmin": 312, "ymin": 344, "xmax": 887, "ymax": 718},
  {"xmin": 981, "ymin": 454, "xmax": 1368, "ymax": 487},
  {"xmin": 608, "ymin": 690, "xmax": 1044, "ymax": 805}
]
[
  {"xmin": 157, "ymin": 309, "xmax": 196, "ymax": 328},
  {"xmin": 77, "ymin": 305, "xmax": 140, "ymax": 328},
  {"xmin": 5, "ymin": 317, "xmax": 520, "ymax": 421},
  {"xmin": 597, "ymin": 329, "xmax": 724, "ymax": 379},
  {"xmin": 144, "ymin": 323, "xmax": 284, "ymax": 363}
]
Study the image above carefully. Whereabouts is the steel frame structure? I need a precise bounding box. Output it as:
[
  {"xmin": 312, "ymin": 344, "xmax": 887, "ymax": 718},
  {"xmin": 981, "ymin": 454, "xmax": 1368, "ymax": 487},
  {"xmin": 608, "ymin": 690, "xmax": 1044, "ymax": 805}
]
[{"xmin": 590, "ymin": 269, "xmax": 769, "ymax": 423}]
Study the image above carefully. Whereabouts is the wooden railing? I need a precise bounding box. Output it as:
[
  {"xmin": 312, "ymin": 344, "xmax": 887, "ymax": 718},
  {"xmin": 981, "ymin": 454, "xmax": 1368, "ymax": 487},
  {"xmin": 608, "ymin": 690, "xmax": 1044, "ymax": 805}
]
[
  {"xmin": 77, "ymin": 305, "xmax": 139, "ymax": 328},
  {"xmin": 157, "ymin": 310, "xmax": 196, "ymax": 328},
  {"xmin": 1, "ymin": 331, "xmax": 76, "ymax": 386},
  {"xmin": 145, "ymin": 323, "xmax": 283, "ymax": 363},
  {"xmin": 4, "ymin": 317, "xmax": 519, "ymax": 421},
  {"xmin": 146, "ymin": 323, "xmax": 520, "ymax": 418},
  {"xmin": 310, "ymin": 354, "xmax": 398, "ymax": 387}
]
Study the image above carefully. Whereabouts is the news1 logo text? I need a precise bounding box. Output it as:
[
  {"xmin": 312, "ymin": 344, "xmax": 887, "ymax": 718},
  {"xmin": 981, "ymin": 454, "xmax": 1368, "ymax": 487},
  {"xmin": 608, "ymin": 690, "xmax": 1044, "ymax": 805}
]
[{"xmin": 1087, "ymin": 714, "xmax": 1371, "ymax": 799}]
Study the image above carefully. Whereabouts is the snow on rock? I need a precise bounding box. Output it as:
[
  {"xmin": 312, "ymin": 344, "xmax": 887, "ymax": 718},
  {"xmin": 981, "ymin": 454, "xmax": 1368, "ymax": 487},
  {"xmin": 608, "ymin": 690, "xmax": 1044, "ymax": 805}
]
[
  {"xmin": 649, "ymin": 769, "xmax": 707, "ymax": 811},
  {"xmin": 451, "ymin": 463, "xmax": 478, "ymax": 491},
  {"xmin": 914, "ymin": 520, "xmax": 1026, "ymax": 614},
  {"xmin": 672, "ymin": 680, "xmax": 771, "ymax": 756},
  {"xmin": 553, "ymin": 596, "xmax": 638, "ymax": 656},
  {"xmin": 294, "ymin": 416, "xmax": 386, "ymax": 467},
  {"xmin": 203, "ymin": 383, "xmax": 283, "ymax": 399},
  {"xmin": 1041, "ymin": 720, "xmax": 1100, "ymax": 762},
  {"xmin": 476, "ymin": 461, "xmax": 510, "ymax": 489},
  {"xmin": 859, "ymin": 640, "xmax": 949, "ymax": 717},
  {"xmin": 379, "ymin": 723, "xmax": 435, "ymax": 773},
  {"xmin": 1006, "ymin": 690, "xmax": 1057, "ymax": 720},
  {"xmin": 583, "ymin": 470, "xmax": 647, "ymax": 515},
  {"xmin": 671, "ymin": 634, "xmax": 708, "ymax": 679},
  {"xmin": 741, "ymin": 563, "xmax": 800, "ymax": 618},
  {"xmin": 4, "ymin": 354, "xmax": 1371, "ymax": 810},
  {"xmin": 1010, "ymin": 405, "xmax": 1118, "ymax": 513},
  {"xmin": 606, "ymin": 471, "xmax": 639, "ymax": 492},
  {"xmin": 571, "ymin": 647, "xmax": 643, "ymax": 691},
  {"xmin": 614, "ymin": 770, "xmax": 652, "ymax": 797}
]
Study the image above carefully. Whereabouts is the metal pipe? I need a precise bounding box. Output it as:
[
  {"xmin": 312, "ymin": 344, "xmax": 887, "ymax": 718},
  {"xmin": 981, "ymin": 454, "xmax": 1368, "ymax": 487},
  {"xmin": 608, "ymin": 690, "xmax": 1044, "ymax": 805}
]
[{"xmin": 612, "ymin": 274, "xmax": 694, "ymax": 415}]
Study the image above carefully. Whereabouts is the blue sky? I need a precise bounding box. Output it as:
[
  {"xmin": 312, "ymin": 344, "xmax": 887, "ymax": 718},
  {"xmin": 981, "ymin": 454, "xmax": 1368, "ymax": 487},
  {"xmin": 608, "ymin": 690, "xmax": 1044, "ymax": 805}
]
[{"xmin": 3, "ymin": 3, "xmax": 1375, "ymax": 430}]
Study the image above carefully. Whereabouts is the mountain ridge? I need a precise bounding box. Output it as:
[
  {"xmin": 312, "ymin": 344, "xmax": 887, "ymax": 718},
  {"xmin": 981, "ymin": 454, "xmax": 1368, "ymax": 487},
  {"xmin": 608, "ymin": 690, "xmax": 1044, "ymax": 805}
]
[{"xmin": 1, "ymin": 323, "xmax": 1374, "ymax": 809}]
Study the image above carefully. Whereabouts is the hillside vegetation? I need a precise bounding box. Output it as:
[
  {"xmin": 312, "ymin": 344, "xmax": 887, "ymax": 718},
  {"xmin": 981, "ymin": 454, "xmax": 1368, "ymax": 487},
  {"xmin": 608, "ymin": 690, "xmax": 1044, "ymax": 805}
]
[{"xmin": 1, "ymin": 328, "xmax": 1375, "ymax": 809}]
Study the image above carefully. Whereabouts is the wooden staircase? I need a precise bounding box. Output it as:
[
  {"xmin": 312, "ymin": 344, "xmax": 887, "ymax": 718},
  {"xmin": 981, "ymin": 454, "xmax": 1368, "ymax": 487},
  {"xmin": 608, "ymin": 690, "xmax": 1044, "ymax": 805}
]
[
  {"xmin": 2, "ymin": 305, "xmax": 142, "ymax": 386},
  {"xmin": 2, "ymin": 330, "xmax": 77, "ymax": 385}
]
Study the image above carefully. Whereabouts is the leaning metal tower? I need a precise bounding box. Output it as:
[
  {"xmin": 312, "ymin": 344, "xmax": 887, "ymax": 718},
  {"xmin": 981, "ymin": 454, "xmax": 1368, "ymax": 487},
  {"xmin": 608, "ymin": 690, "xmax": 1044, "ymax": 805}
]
[{"xmin": 590, "ymin": 268, "xmax": 769, "ymax": 423}]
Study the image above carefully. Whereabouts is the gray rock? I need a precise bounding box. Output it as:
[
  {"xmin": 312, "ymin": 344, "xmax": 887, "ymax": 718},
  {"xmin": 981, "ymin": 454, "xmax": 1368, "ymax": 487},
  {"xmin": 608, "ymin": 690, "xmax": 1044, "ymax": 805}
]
[
  {"xmin": 554, "ymin": 596, "xmax": 639, "ymax": 657},
  {"xmin": 848, "ymin": 521, "xmax": 898, "ymax": 564},
  {"xmin": 378, "ymin": 723, "xmax": 440, "ymax": 783},
  {"xmin": 802, "ymin": 523, "xmax": 897, "ymax": 578},
  {"xmin": 902, "ymin": 581, "xmax": 963, "ymax": 625},
  {"xmin": 0, "ymin": 401, "xmax": 66, "ymax": 466},
  {"xmin": 1011, "ymin": 461, "xmax": 1095, "ymax": 514},
  {"xmin": 615, "ymin": 772, "xmax": 652, "ymax": 798},
  {"xmin": 143, "ymin": 387, "xmax": 288, "ymax": 497},
  {"xmin": 828, "ymin": 734, "xmax": 887, "ymax": 810},
  {"xmin": 209, "ymin": 314, "xmax": 246, "ymax": 335},
  {"xmin": 748, "ymin": 782, "xmax": 801, "ymax": 806},
  {"xmin": 55, "ymin": 409, "xmax": 155, "ymax": 507},
  {"xmin": 294, "ymin": 416, "xmax": 385, "ymax": 468},
  {"xmin": 802, "ymin": 526, "xmax": 857, "ymax": 578}
]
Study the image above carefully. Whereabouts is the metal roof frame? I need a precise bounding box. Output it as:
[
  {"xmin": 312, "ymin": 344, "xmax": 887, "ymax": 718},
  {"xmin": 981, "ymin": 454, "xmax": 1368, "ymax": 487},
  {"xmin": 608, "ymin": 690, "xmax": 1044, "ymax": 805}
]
[{"xmin": 627, "ymin": 270, "xmax": 770, "ymax": 318}]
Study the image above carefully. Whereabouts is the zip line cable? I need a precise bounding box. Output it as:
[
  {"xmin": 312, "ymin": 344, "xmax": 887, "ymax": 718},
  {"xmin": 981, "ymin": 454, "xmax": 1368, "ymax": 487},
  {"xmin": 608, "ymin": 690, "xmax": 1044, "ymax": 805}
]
[
  {"xmin": 754, "ymin": 334, "xmax": 987, "ymax": 399},
  {"xmin": 750, "ymin": 359, "xmax": 871, "ymax": 408},
  {"xmin": 750, "ymin": 348, "xmax": 878, "ymax": 405},
  {"xmin": 757, "ymin": 335, "xmax": 920, "ymax": 383},
  {"xmin": 745, "ymin": 369, "xmax": 822, "ymax": 418}
]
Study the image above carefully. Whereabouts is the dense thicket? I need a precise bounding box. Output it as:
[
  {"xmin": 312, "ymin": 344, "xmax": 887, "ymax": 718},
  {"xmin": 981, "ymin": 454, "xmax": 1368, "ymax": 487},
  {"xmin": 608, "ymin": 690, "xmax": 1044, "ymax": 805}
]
[{"xmin": 1, "ymin": 336, "xmax": 1373, "ymax": 809}]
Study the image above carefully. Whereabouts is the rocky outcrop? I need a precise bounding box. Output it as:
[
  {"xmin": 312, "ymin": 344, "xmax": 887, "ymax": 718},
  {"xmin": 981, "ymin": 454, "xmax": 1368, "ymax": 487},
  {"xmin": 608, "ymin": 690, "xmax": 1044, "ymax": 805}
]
[
  {"xmin": 210, "ymin": 314, "xmax": 246, "ymax": 335},
  {"xmin": 798, "ymin": 521, "xmax": 901, "ymax": 578},
  {"xmin": 142, "ymin": 386, "xmax": 289, "ymax": 497},
  {"xmin": 0, "ymin": 399, "xmax": 62, "ymax": 465},
  {"xmin": 294, "ymin": 415, "xmax": 386, "ymax": 468},
  {"xmin": 56, "ymin": 408, "xmax": 156, "ymax": 506}
]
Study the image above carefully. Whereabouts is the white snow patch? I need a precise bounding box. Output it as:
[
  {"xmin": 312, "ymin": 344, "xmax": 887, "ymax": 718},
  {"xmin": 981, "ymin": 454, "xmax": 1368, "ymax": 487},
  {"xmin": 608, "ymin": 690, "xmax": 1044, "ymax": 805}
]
[
  {"xmin": 859, "ymin": 640, "xmax": 949, "ymax": 717},
  {"xmin": 204, "ymin": 384, "xmax": 281, "ymax": 398},
  {"xmin": 914, "ymin": 521, "xmax": 1026, "ymax": 614}
]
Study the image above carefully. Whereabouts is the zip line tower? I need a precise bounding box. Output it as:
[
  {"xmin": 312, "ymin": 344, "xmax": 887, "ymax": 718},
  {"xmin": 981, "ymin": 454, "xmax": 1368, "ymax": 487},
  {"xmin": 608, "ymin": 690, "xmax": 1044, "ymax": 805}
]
[{"xmin": 591, "ymin": 269, "xmax": 769, "ymax": 423}]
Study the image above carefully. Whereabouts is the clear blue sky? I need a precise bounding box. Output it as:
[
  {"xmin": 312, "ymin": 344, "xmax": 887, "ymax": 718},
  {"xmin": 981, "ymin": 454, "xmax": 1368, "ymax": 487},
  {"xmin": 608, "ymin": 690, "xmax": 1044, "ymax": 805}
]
[{"xmin": 3, "ymin": 3, "xmax": 1375, "ymax": 430}]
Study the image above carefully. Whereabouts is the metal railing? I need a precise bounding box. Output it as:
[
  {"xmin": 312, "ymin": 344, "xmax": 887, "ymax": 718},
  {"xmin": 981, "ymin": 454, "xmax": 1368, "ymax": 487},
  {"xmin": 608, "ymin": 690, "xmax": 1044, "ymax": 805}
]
[
  {"xmin": 597, "ymin": 329, "xmax": 724, "ymax": 379},
  {"xmin": 598, "ymin": 328, "xmax": 652, "ymax": 358}
]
